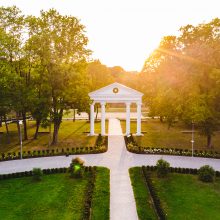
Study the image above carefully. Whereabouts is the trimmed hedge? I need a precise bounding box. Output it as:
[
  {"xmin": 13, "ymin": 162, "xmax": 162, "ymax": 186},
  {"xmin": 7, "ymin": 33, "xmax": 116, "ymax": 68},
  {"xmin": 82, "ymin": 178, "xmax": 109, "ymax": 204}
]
[
  {"xmin": 143, "ymin": 165, "xmax": 220, "ymax": 177},
  {"xmin": 142, "ymin": 166, "xmax": 166, "ymax": 219},
  {"xmin": 0, "ymin": 166, "xmax": 101, "ymax": 180},
  {"xmin": 0, "ymin": 135, "xmax": 108, "ymax": 162},
  {"xmin": 125, "ymin": 135, "xmax": 220, "ymax": 159},
  {"xmin": 83, "ymin": 166, "xmax": 97, "ymax": 220}
]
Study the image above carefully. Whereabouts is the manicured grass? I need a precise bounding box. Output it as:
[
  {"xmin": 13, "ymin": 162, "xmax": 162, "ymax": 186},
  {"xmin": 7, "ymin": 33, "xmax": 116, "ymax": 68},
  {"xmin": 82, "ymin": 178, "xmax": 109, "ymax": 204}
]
[
  {"xmin": 129, "ymin": 167, "xmax": 157, "ymax": 220},
  {"xmin": 120, "ymin": 119, "xmax": 220, "ymax": 151},
  {"xmin": 91, "ymin": 167, "xmax": 110, "ymax": 220},
  {"xmin": 0, "ymin": 167, "xmax": 110, "ymax": 220},
  {"xmin": 0, "ymin": 120, "xmax": 108, "ymax": 153},
  {"xmin": 0, "ymin": 173, "xmax": 88, "ymax": 220},
  {"xmin": 151, "ymin": 172, "xmax": 220, "ymax": 220},
  {"xmin": 132, "ymin": 167, "xmax": 220, "ymax": 220}
]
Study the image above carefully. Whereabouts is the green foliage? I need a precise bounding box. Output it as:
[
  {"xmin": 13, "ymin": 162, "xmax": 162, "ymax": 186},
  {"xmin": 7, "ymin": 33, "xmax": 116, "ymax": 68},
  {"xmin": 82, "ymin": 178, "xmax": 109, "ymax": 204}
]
[
  {"xmin": 91, "ymin": 167, "xmax": 110, "ymax": 220},
  {"xmin": 198, "ymin": 165, "xmax": 215, "ymax": 182},
  {"xmin": 129, "ymin": 167, "xmax": 157, "ymax": 220},
  {"xmin": 156, "ymin": 159, "xmax": 170, "ymax": 178},
  {"xmin": 151, "ymin": 172, "xmax": 220, "ymax": 219},
  {"xmin": 0, "ymin": 173, "xmax": 89, "ymax": 219},
  {"xmin": 70, "ymin": 157, "xmax": 85, "ymax": 178},
  {"xmin": 0, "ymin": 6, "xmax": 91, "ymax": 145},
  {"xmin": 141, "ymin": 19, "xmax": 220, "ymax": 148},
  {"xmin": 32, "ymin": 168, "xmax": 43, "ymax": 181}
]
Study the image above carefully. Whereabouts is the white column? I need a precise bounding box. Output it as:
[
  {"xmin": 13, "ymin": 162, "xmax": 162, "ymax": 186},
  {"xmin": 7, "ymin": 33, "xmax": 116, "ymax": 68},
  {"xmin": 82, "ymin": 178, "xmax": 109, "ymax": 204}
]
[
  {"xmin": 101, "ymin": 101, "xmax": 106, "ymax": 136},
  {"xmin": 136, "ymin": 102, "xmax": 142, "ymax": 136},
  {"xmin": 90, "ymin": 103, "xmax": 95, "ymax": 135},
  {"xmin": 126, "ymin": 102, "xmax": 131, "ymax": 135}
]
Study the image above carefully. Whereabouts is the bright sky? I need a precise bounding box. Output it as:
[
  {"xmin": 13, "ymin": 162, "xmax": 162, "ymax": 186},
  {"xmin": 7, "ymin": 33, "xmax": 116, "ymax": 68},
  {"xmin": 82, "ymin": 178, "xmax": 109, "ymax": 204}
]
[{"xmin": 1, "ymin": 0, "xmax": 220, "ymax": 71}]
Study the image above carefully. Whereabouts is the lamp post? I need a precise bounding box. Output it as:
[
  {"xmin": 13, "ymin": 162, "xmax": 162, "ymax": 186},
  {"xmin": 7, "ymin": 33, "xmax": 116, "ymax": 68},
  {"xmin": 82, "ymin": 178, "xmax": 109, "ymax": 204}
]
[
  {"xmin": 191, "ymin": 121, "xmax": 194, "ymax": 157},
  {"xmin": 19, "ymin": 120, "xmax": 23, "ymax": 159}
]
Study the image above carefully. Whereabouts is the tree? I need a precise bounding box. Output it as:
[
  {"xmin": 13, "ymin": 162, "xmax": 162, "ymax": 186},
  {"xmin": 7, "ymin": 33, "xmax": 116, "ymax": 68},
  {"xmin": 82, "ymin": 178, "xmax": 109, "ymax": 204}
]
[
  {"xmin": 0, "ymin": 59, "xmax": 13, "ymax": 143},
  {"xmin": 0, "ymin": 6, "xmax": 35, "ymax": 141},
  {"xmin": 27, "ymin": 9, "xmax": 90, "ymax": 145},
  {"xmin": 141, "ymin": 36, "xmax": 184, "ymax": 126},
  {"xmin": 178, "ymin": 19, "xmax": 220, "ymax": 148},
  {"xmin": 141, "ymin": 19, "xmax": 220, "ymax": 148},
  {"xmin": 87, "ymin": 60, "xmax": 114, "ymax": 119}
]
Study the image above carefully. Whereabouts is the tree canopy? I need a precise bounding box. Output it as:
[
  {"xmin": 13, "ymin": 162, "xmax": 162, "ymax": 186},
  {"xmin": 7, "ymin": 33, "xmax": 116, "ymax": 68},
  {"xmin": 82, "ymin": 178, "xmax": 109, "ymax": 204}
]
[{"xmin": 141, "ymin": 18, "xmax": 220, "ymax": 147}]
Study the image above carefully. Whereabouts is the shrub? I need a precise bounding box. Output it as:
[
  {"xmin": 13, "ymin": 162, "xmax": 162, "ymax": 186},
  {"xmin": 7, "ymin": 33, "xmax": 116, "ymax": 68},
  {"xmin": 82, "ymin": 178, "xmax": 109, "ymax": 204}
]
[
  {"xmin": 32, "ymin": 168, "xmax": 43, "ymax": 181},
  {"xmin": 198, "ymin": 165, "xmax": 215, "ymax": 182},
  {"xmin": 70, "ymin": 157, "xmax": 85, "ymax": 178},
  {"xmin": 156, "ymin": 159, "xmax": 170, "ymax": 178}
]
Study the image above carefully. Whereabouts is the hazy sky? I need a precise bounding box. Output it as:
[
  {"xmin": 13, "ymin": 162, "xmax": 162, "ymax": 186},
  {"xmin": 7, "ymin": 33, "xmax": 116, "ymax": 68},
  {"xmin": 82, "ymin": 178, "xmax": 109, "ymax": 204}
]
[{"xmin": 1, "ymin": 0, "xmax": 220, "ymax": 71}]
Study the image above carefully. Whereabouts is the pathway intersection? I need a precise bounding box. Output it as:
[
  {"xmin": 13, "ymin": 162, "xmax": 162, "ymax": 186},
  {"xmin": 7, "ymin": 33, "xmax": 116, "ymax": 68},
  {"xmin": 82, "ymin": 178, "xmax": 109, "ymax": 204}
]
[{"xmin": 0, "ymin": 118, "xmax": 220, "ymax": 219}]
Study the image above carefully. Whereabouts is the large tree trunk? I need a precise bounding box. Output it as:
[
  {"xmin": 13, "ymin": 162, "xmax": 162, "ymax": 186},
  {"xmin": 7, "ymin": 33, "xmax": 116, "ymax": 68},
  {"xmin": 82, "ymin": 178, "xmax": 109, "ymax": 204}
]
[
  {"xmin": 51, "ymin": 108, "xmax": 63, "ymax": 145},
  {"xmin": 52, "ymin": 122, "xmax": 60, "ymax": 145},
  {"xmin": 49, "ymin": 117, "xmax": 52, "ymax": 146},
  {"xmin": 34, "ymin": 119, "xmax": 41, "ymax": 139},
  {"xmin": 4, "ymin": 114, "xmax": 10, "ymax": 144},
  {"xmin": 207, "ymin": 134, "xmax": 212, "ymax": 148},
  {"xmin": 22, "ymin": 111, "xmax": 28, "ymax": 140}
]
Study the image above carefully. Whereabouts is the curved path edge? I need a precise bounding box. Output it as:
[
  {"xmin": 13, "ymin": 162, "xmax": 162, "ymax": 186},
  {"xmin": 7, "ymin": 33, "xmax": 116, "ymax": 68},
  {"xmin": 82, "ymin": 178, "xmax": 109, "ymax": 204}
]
[{"xmin": 0, "ymin": 152, "xmax": 220, "ymax": 174}]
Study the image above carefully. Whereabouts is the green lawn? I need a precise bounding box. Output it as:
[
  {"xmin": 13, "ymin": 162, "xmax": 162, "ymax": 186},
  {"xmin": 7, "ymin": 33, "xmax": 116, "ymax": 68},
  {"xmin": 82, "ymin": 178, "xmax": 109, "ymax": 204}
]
[
  {"xmin": 129, "ymin": 167, "xmax": 157, "ymax": 220},
  {"xmin": 130, "ymin": 168, "xmax": 220, "ymax": 220},
  {"xmin": 91, "ymin": 167, "xmax": 110, "ymax": 220},
  {"xmin": 0, "ymin": 173, "xmax": 88, "ymax": 220},
  {"xmin": 0, "ymin": 167, "xmax": 110, "ymax": 220},
  {"xmin": 0, "ymin": 120, "xmax": 108, "ymax": 153},
  {"xmin": 120, "ymin": 119, "xmax": 220, "ymax": 152},
  {"xmin": 151, "ymin": 172, "xmax": 220, "ymax": 220}
]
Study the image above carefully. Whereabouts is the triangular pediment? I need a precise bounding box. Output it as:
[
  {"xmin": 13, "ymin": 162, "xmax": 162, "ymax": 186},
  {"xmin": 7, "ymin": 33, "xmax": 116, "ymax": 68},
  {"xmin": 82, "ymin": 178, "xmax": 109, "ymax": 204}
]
[{"xmin": 89, "ymin": 82, "xmax": 143, "ymax": 98}]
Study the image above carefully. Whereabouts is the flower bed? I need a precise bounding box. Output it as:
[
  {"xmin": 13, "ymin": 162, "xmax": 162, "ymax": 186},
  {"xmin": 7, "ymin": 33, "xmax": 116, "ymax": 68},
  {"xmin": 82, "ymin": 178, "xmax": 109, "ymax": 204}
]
[
  {"xmin": 124, "ymin": 134, "xmax": 220, "ymax": 159},
  {"xmin": 0, "ymin": 135, "xmax": 108, "ymax": 162}
]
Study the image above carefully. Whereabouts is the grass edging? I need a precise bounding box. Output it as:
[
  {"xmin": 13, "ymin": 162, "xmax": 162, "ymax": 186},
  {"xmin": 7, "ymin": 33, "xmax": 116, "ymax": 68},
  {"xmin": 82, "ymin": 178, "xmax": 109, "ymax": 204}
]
[
  {"xmin": 129, "ymin": 167, "xmax": 157, "ymax": 220},
  {"xmin": 91, "ymin": 167, "xmax": 110, "ymax": 220}
]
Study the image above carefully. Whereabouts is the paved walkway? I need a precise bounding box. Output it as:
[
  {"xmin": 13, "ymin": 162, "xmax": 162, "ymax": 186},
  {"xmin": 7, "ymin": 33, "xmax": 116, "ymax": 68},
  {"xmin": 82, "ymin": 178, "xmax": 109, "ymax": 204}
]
[
  {"xmin": 108, "ymin": 118, "xmax": 138, "ymax": 220},
  {"xmin": 0, "ymin": 118, "xmax": 220, "ymax": 219}
]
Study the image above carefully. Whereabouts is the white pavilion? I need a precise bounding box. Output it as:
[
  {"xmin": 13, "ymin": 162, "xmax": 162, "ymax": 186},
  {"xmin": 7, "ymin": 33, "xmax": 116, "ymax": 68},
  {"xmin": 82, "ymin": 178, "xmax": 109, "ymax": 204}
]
[{"xmin": 88, "ymin": 82, "xmax": 144, "ymax": 136}]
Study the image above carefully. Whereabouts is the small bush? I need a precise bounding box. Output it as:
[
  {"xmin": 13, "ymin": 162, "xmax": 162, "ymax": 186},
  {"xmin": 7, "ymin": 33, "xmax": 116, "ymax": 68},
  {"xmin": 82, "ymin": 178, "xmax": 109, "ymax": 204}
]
[
  {"xmin": 32, "ymin": 168, "xmax": 43, "ymax": 181},
  {"xmin": 70, "ymin": 157, "xmax": 85, "ymax": 178},
  {"xmin": 156, "ymin": 159, "xmax": 170, "ymax": 178},
  {"xmin": 198, "ymin": 165, "xmax": 215, "ymax": 182}
]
